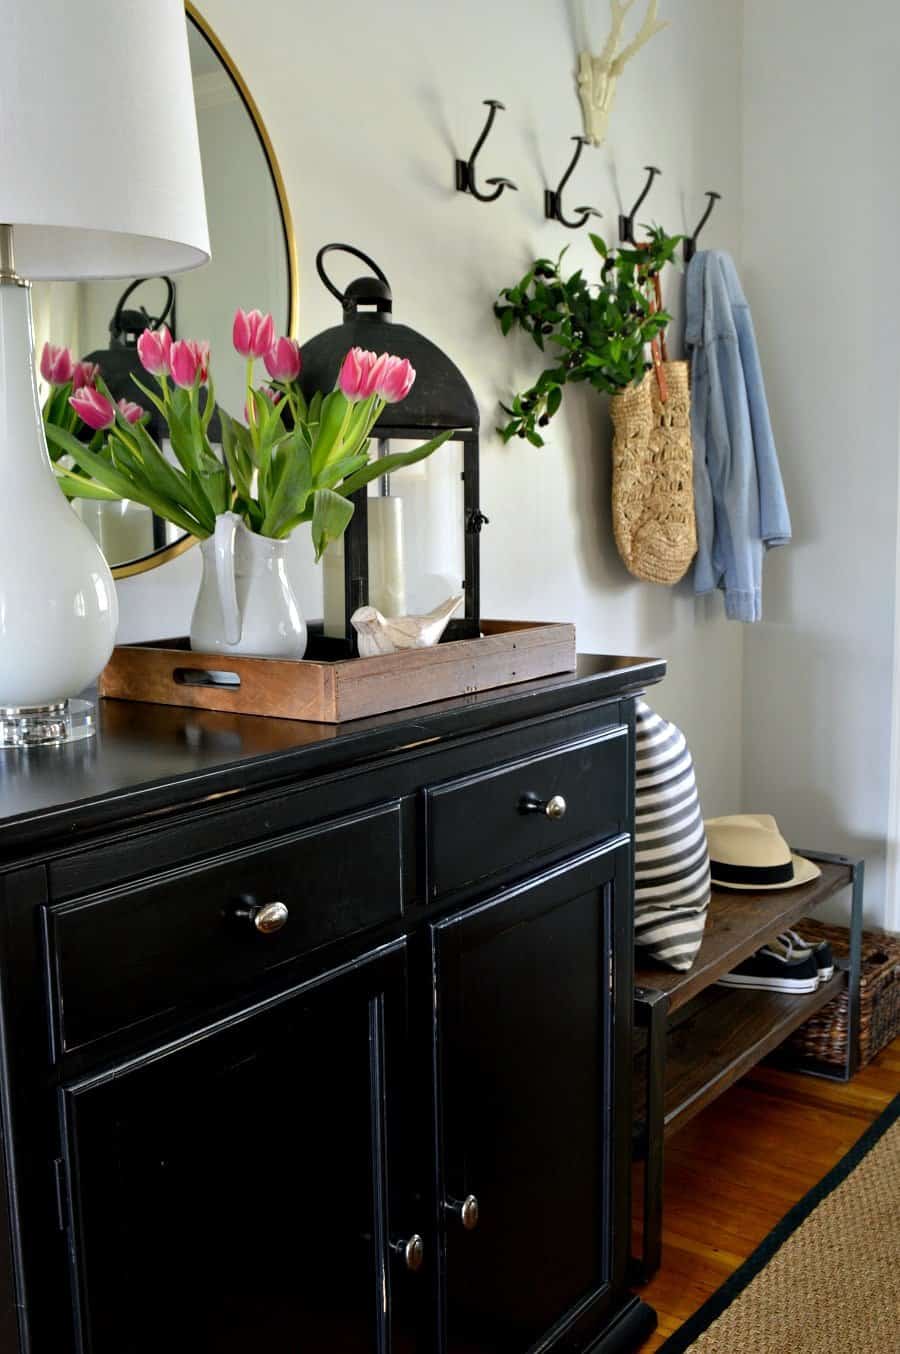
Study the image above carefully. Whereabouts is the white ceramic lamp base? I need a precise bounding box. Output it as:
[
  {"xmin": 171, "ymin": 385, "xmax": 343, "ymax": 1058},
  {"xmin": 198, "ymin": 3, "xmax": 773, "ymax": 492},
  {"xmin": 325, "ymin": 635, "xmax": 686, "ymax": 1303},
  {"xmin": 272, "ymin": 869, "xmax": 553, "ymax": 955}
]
[
  {"xmin": 0, "ymin": 699, "xmax": 96, "ymax": 748},
  {"xmin": 0, "ymin": 260, "xmax": 118, "ymax": 747}
]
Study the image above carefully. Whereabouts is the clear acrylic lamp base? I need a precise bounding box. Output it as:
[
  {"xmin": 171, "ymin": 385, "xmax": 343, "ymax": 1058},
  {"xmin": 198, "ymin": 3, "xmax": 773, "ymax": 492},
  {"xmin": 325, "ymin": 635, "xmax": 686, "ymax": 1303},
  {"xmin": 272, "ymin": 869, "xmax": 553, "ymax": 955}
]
[{"xmin": 0, "ymin": 699, "xmax": 96, "ymax": 748}]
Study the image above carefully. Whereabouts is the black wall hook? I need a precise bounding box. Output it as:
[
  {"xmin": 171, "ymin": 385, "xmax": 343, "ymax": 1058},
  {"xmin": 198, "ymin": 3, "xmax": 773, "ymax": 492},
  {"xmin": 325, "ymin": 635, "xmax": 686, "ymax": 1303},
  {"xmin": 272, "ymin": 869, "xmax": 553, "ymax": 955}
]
[
  {"xmin": 683, "ymin": 191, "xmax": 722, "ymax": 262},
  {"xmin": 618, "ymin": 165, "xmax": 661, "ymax": 244},
  {"xmin": 544, "ymin": 136, "xmax": 601, "ymax": 230},
  {"xmin": 455, "ymin": 100, "xmax": 518, "ymax": 203}
]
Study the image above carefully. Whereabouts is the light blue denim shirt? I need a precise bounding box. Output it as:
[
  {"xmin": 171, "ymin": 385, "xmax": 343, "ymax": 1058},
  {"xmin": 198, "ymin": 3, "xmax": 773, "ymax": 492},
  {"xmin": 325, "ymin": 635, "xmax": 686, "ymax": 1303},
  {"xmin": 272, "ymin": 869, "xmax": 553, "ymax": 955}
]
[{"xmin": 686, "ymin": 250, "xmax": 791, "ymax": 622}]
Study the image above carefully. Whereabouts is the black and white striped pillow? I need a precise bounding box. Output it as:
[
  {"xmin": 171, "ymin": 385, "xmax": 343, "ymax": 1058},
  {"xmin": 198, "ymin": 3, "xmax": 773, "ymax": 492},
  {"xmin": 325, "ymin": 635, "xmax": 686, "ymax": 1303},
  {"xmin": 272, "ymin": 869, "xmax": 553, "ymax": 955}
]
[{"xmin": 634, "ymin": 701, "xmax": 711, "ymax": 971}]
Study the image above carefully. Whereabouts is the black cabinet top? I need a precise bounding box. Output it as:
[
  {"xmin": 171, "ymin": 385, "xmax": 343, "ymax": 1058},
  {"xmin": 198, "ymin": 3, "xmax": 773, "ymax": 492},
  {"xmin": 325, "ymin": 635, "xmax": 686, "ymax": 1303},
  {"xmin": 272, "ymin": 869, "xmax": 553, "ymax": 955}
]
[{"xmin": 0, "ymin": 654, "xmax": 664, "ymax": 860}]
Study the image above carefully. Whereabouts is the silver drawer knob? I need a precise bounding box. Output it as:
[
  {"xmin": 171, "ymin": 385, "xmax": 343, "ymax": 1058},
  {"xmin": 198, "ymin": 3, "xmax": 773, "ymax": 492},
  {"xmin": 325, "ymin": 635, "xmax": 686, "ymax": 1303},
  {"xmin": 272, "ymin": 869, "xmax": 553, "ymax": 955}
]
[
  {"xmin": 234, "ymin": 899, "xmax": 289, "ymax": 935},
  {"xmin": 519, "ymin": 792, "xmax": 568, "ymax": 821},
  {"xmin": 391, "ymin": 1233, "xmax": 425, "ymax": 1272},
  {"xmin": 444, "ymin": 1194, "xmax": 480, "ymax": 1230}
]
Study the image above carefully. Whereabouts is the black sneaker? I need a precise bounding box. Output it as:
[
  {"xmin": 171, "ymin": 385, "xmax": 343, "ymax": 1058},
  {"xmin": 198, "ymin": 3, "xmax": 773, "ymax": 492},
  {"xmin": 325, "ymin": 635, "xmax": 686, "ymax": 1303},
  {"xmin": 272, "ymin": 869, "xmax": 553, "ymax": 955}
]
[
  {"xmin": 779, "ymin": 929, "xmax": 835, "ymax": 983},
  {"xmin": 716, "ymin": 944, "xmax": 820, "ymax": 994}
]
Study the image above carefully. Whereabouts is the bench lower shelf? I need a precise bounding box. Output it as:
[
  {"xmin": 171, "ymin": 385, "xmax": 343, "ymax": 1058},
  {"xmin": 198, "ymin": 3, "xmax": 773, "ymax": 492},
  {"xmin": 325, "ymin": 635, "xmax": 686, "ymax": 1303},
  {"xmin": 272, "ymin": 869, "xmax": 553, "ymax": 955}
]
[
  {"xmin": 630, "ymin": 851, "xmax": 865, "ymax": 1282},
  {"xmin": 635, "ymin": 969, "xmax": 847, "ymax": 1141}
]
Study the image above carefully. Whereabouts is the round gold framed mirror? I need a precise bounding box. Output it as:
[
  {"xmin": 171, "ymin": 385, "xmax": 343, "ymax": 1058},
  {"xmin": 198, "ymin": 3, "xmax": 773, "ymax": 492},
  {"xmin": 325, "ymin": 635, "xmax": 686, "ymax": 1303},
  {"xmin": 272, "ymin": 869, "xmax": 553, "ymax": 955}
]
[{"xmin": 32, "ymin": 3, "xmax": 298, "ymax": 579}]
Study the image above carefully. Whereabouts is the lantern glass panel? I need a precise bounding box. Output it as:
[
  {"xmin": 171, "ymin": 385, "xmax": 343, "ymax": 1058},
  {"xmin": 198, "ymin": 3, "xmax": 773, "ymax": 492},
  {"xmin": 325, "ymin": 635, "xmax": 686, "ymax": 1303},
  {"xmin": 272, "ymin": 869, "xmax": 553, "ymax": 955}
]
[
  {"xmin": 369, "ymin": 438, "xmax": 465, "ymax": 617},
  {"xmin": 322, "ymin": 437, "xmax": 465, "ymax": 640}
]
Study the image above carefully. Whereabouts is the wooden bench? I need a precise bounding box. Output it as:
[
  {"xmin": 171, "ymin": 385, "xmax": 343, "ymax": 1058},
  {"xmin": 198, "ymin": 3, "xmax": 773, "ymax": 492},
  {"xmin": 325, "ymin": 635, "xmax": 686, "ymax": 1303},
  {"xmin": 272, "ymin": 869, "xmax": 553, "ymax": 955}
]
[{"xmin": 632, "ymin": 850, "xmax": 864, "ymax": 1279}]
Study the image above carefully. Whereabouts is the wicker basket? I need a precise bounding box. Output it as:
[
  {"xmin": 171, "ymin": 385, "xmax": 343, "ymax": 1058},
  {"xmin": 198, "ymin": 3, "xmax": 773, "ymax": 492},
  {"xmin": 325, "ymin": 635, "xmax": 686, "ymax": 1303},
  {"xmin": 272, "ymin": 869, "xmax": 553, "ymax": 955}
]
[
  {"xmin": 609, "ymin": 364, "xmax": 697, "ymax": 586},
  {"xmin": 783, "ymin": 918, "xmax": 900, "ymax": 1068}
]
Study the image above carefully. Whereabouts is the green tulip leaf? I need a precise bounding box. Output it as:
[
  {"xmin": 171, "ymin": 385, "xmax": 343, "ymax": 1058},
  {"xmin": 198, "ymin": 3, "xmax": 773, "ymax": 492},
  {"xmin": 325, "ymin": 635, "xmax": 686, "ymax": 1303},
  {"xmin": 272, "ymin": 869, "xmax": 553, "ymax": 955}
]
[
  {"xmin": 310, "ymin": 389, "xmax": 352, "ymax": 476},
  {"xmin": 337, "ymin": 429, "xmax": 455, "ymax": 498},
  {"xmin": 55, "ymin": 470, "xmax": 121, "ymax": 501},
  {"xmin": 261, "ymin": 433, "xmax": 313, "ymax": 539},
  {"xmin": 311, "ymin": 487, "xmax": 355, "ymax": 561}
]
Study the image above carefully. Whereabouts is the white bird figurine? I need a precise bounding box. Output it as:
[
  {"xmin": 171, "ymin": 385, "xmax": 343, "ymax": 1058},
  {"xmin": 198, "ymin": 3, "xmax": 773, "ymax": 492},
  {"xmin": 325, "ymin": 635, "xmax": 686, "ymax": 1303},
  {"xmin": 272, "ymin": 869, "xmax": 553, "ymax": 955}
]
[{"xmin": 351, "ymin": 594, "xmax": 464, "ymax": 658}]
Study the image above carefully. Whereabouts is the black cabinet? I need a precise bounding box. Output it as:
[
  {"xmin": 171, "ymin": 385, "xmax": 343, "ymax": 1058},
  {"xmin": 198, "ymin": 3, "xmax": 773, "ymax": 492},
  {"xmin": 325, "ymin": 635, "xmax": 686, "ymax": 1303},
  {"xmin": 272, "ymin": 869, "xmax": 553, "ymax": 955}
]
[
  {"xmin": 0, "ymin": 655, "xmax": 664, "ymax": 1354},
  {"xmin": 432, "ymin": 842, "xmax": 632, "ymax": 1354},
  {"xmin": 59, "ymin": 942, "xmax": 412, "ymax": 1354}
]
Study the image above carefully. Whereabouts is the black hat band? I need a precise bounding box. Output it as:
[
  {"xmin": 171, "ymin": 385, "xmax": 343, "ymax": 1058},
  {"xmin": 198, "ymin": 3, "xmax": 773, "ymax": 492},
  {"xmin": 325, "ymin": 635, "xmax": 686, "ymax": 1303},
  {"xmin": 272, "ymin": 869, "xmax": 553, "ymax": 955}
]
[{"xmin": 710, "ymin": 858, "xmax": 795, "ymax": 887}]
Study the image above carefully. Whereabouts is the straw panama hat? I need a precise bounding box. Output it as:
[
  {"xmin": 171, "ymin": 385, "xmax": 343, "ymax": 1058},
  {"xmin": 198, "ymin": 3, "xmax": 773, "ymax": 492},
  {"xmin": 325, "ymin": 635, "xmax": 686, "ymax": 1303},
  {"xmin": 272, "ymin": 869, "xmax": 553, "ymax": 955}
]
[{"xmin": 704, "ymin": 814, "xmax": 822, "ymax": 891}]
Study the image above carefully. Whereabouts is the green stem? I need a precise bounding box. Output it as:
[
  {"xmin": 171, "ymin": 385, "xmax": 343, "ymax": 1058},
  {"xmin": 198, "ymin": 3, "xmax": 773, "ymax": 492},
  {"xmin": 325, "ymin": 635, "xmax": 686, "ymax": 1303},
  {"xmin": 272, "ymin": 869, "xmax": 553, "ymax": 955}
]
[
  {"xmin": 245, "ymin": 357, "xmax": 259, "ymax": 451},
  {"xmin": 156, "ymin": 372, "xmax": 171, "ymax": 424},
  {"xmin": 333, "ymin": 397, "xmax": 355, "ymax": 460},
  {"xmin": 111, "ymin": 425, "xmax": 143, "ymax": 459}
]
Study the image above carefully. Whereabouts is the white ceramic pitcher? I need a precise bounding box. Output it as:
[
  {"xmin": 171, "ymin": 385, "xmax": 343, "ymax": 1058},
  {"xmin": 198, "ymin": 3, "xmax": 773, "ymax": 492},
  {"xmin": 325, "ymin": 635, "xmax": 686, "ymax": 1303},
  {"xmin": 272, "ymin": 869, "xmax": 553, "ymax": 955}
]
[{"xmin": 190, "ymin": 512, "xmax": 307, "ymax": 659}]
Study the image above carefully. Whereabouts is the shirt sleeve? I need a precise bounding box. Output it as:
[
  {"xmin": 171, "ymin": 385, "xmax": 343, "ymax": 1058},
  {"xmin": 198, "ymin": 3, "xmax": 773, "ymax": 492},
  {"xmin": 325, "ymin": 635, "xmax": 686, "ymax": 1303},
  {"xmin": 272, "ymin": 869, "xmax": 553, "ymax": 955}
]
[
  {"xmin": 734, "ymin": 305, "xmax": 792, "ymax": 548},
  {"xmin": 703, "ymin": 331, "xmax": 765, "ymax": 622}
]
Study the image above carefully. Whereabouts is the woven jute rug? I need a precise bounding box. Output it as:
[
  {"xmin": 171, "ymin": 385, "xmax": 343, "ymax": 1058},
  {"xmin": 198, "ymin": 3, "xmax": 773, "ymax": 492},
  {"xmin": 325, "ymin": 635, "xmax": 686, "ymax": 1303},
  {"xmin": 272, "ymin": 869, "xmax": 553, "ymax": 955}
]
[{"xmin": 659, "ymin": 1094, "xmax": 900, "ymax": 1353}]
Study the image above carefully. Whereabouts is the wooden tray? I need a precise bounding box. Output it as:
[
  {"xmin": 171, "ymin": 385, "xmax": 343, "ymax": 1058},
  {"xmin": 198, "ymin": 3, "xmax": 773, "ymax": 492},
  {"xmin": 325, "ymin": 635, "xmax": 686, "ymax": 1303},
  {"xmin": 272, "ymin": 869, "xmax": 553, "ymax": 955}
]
[{"xmin": 98, "ymin": 621, "xmax": 577, "ymax": 724}]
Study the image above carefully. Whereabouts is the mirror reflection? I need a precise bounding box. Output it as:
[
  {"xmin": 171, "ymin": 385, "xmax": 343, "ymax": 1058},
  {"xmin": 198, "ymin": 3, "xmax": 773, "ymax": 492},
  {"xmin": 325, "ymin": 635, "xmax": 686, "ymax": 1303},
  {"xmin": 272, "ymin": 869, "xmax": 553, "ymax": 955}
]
[{"xmin": 32, "ymin": 12, "xmax": 294, "ymax": 576}]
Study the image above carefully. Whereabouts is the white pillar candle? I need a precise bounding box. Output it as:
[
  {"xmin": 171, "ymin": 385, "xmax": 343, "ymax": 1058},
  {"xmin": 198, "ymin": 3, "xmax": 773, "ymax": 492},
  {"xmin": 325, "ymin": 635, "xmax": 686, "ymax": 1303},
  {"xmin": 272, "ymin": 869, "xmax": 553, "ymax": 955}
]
[
  {"xmin": 322, "ymin": 533, "xmax": 346, "ymax": 639},
  {"xmin": 368, "ymin": 496, "xmax": 407, "ymax": 618}
]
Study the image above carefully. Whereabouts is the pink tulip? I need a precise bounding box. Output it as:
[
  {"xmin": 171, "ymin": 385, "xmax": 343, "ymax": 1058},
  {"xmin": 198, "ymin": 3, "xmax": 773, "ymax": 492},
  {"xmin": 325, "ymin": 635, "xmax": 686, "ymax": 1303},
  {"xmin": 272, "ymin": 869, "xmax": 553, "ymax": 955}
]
[
  {"xmin": 338, "ymin": 346, "xmax": 377, "ymax": 401},
  {"xmin": 233, "ymin": 308, "xmax": 275, "ymax": 359},
  {"xmin": 117, "ymin": 398, "xmax": 145, "ymax": 425},
  {"xmin": 362, "ymin": 352, "xmax": 390, "ymax": 398},
  {"xmin": 170, "ymin": 338, "xmax": 210, "ymax": 388},
  {"xmin": 40, "ymin": 342, "xmax": 74, "ymax": 386},
  {"xmin": 263, "ymin": 336, "xmax": 302, "ymax": 382},
  {"xmin": 72, "ymin": 361, "xmax": 101, "ymax": 391},
  {"xmin": 69, "ymin": 387, "xmax": 116, "ymax": 431},
  {"xmin": 375, "ymin": 355, "xmax": 415, "ymax": 403},
  {"xmin": 137, "ymin": 325, "xmax": 172, "ymax": 376}
]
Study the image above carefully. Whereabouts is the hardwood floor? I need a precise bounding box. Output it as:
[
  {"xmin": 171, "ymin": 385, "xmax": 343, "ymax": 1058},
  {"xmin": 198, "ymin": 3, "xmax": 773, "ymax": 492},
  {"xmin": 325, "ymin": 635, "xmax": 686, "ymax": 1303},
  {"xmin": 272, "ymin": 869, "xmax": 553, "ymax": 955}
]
[{"xmin": 633, "ymin": 1035, "xmax": 900, "ymax": 1351}]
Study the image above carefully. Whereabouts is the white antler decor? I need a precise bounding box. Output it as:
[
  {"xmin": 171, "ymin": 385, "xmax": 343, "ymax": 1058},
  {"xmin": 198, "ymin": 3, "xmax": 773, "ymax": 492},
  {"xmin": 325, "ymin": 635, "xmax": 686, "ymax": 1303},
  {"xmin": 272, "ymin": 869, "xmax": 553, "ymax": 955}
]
[{"xmin": 576, "ymin": 0, "xmax": 668, "ymax": 148}]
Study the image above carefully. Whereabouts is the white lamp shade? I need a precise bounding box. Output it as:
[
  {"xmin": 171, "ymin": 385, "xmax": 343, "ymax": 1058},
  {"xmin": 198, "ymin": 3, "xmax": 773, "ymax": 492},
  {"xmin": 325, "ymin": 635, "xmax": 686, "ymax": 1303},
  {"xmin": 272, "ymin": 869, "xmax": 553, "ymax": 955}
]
[{"xmin": 0, "ymin": 0, "xmax": 210, "ymax": 279}]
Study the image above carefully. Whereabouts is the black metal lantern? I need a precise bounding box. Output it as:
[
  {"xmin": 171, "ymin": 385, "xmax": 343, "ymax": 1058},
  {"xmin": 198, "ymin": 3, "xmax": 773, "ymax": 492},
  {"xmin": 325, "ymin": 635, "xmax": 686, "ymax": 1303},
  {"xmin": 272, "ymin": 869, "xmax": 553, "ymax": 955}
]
[{"xmin": 300, "ymin": 244, "xmax": 485, "ymax": 655}]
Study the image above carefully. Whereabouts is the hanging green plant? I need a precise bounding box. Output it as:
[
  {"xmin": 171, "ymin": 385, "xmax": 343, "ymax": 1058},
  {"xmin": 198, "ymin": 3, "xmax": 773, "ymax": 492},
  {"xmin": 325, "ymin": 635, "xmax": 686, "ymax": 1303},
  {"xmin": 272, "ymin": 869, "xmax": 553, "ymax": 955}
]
[{"xmin": 494, "ymin": 225, "xmax": 681, "ymax": 446}]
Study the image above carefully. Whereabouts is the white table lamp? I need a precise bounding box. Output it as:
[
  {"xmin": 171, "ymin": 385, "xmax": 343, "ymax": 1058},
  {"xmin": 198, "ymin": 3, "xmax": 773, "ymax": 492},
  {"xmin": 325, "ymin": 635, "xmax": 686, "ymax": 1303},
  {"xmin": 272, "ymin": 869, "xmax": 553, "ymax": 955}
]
[{"xmin": 0, "ymin": 0, "xmax": 210, "ymax": 746}]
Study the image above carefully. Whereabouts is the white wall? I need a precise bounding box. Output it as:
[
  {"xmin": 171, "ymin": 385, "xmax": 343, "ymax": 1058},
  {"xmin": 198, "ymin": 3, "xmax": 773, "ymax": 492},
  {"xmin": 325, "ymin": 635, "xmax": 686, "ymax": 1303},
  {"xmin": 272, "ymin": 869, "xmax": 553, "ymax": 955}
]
[
  {"xmin": 118, "ymin": 0, "xmax": 746, "ymax": 814},
  {"xmin": 741, "ymin": 0, "xmax": 900, "ymax": 927}
]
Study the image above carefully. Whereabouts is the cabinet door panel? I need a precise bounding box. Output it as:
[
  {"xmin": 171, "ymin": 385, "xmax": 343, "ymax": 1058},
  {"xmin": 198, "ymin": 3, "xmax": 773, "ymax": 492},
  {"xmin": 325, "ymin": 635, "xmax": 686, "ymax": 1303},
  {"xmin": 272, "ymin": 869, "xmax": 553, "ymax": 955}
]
[
  {"xmin": 60, "ymin": 944, "xmax": 412, "ymax": 1354},
  {"xmin": 433, "ymin": 842, "xmax": 631, "ymax": 1354}
]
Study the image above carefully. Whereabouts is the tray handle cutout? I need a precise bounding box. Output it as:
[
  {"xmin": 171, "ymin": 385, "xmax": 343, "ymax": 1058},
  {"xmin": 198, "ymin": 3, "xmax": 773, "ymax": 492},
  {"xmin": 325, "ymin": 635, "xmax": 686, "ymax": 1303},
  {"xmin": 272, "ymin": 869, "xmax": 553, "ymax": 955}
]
[{"xmin": 173, "ymin": 667, "xmax": 242, "ymax": 689}]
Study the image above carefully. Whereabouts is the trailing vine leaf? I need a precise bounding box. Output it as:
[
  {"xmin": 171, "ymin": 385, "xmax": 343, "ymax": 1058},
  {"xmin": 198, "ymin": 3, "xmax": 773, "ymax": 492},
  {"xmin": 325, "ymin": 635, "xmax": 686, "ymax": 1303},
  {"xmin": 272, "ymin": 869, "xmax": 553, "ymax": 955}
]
[{"xmin": 494, "ymin": 225, "xmax": 682, "ymax": 444}]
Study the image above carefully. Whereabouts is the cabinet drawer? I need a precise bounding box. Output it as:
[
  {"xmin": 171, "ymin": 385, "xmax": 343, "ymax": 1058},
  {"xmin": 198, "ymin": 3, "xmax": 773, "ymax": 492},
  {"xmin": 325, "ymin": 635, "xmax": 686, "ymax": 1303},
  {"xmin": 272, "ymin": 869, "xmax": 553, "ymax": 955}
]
[
  {"xmin": 45, "ymin": 801, "xmax": 403, "ymax": 1056},
  {"xmin": 426, "ymin": 725, "xmax": 628, "ymax": 898}
]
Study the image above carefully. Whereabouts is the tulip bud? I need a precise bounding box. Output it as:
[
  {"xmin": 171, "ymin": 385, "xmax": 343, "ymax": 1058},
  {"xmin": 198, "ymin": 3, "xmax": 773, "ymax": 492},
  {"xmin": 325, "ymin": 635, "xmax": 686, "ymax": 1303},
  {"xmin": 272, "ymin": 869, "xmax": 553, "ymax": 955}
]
[
  {"xmin": 117, "ymin": 398, "xmax": 145, "ymax": 425},
  {"xmin": 40, "ymin": 342, "xmax": 74, "ymax": 386},
  {"xmin": 375, "ymin": 355, "xmax": 416, "ymax": 404},
  {"xmin": 72, "ymin": 360, "xmax": 101, "ymax": 391},
  {"xmin": 263, "ymin": 336, "xmax": 302, "ymax": 382},
  {"xmin": 338, "ymin": 346, "xmax": 383, "ymax": 401},
  {"xmin": 137, "ymin": 325, "xmax": 172, "ymax": 377},
  {"xmin": 69, "ymin": 387, "xmax": 116, "ymax": 431},
  {"xmin": 170, "ymin": 339, "xmax": 210, "ymax": 389},
  {"xmin": 233, "ymin": 308, "xmax": 276, "ymax": 359}
]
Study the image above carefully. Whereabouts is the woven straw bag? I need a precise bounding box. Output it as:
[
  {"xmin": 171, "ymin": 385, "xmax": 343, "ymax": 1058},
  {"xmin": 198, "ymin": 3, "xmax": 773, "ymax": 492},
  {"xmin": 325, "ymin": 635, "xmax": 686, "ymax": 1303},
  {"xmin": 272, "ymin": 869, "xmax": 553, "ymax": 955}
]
[{"xmin": 609, "ymin": 281, "xmax": 697, "ymax": 585}]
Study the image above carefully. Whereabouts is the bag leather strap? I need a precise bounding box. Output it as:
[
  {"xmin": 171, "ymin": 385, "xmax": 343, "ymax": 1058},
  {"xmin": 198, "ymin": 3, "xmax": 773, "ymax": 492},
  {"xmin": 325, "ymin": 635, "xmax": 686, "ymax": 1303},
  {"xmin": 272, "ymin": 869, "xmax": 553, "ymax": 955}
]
[{"xmin": 649, "ymin": 269, "xmax": 669, "ymax": 403}]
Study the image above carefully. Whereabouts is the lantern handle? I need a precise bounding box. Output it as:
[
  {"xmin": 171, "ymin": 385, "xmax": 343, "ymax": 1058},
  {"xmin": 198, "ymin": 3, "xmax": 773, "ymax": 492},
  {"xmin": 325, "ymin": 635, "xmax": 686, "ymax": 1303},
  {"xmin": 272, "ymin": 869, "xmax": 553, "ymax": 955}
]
[
  {"xmin": 111, "ymin": 275, "xmax": 176, "ymax": 340},
  {"xmin": 315, "ymin": 244, "xmax": 391, "ymax": 306}
]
